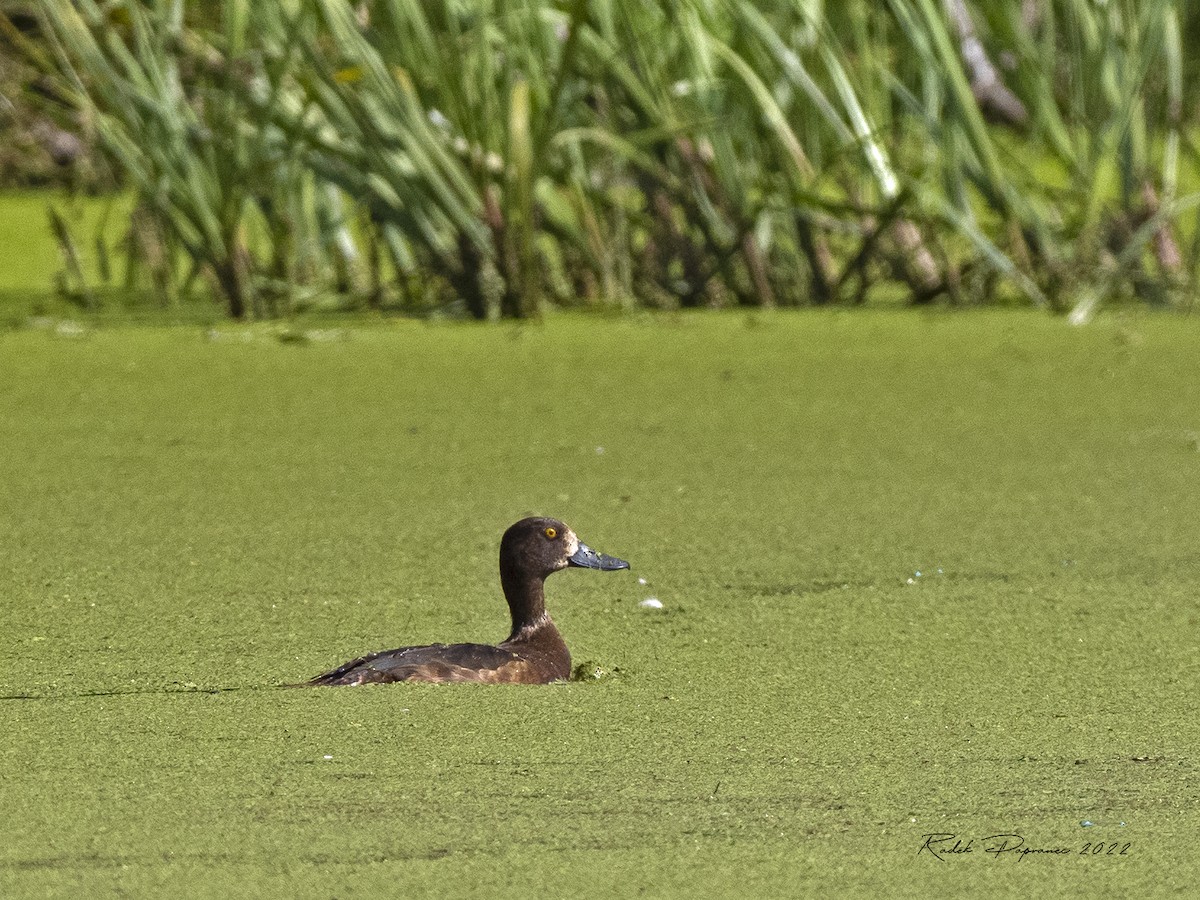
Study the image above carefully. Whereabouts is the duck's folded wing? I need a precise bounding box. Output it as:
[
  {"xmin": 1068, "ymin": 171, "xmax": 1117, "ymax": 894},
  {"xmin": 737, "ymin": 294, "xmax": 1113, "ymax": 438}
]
[{"xmin": 305, "ymin": 642, "xmax": 534, "ymax": 685}]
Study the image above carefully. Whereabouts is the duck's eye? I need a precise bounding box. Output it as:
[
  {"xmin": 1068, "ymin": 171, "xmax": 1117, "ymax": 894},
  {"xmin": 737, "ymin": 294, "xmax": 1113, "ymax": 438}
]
[{"xmin": 543, "ymin": 526, "xmax": 558, "ymax": 539}]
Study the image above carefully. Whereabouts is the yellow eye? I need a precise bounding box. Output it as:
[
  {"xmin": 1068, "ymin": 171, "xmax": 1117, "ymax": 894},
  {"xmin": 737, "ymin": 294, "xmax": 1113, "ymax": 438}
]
[{"xmin": 543, "ymin": 526, "xmax": 558, "ymax": 539}]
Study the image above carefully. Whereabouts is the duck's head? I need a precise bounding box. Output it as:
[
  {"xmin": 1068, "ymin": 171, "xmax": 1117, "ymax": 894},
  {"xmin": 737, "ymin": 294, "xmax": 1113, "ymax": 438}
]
[{"xmin": 500, "ymin": 516, "xmax": 630, "ymax": 581}]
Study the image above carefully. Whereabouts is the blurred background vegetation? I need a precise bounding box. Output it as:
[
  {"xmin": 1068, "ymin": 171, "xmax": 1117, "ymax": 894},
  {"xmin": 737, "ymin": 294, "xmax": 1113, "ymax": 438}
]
[{"xmin": 2, "ymin": 0, "xmax": 1197, "ymax": 320}]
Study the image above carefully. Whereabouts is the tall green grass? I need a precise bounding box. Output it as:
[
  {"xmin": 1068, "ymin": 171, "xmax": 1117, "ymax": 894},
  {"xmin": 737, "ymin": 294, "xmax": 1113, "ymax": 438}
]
[{"xmin": 18, "ymin": 0, "xmax": 1199, "ymax": 318}]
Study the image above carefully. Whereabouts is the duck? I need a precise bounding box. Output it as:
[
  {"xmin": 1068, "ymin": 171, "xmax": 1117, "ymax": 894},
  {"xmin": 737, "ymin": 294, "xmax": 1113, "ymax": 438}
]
[{"xmin": 306, "ymin": 517, "xmax": 629, "ymax": 685}]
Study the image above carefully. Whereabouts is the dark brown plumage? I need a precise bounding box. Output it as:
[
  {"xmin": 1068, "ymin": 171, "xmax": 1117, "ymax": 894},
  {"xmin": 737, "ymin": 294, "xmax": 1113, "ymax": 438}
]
[{"xmin": 306, "ymin": 517, "xmax": 629, "ymax": 686}]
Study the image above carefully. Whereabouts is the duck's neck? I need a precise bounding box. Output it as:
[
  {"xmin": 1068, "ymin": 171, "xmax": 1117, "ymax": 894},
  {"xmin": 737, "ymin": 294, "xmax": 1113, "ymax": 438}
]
[{"xmin": 500, "ymin": 569, "xmax": 549, "ymax": 641}]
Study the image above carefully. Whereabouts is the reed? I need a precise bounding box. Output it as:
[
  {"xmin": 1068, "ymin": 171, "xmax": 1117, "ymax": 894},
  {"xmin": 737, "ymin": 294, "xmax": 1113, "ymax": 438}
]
[{"xmin": 22, "ymin": 0, "xmax": 1198, "ymax": 318}]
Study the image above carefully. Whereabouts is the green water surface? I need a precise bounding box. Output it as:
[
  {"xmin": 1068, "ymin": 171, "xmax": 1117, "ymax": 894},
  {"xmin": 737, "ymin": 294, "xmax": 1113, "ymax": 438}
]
[{"xmin": 1, "ymin": 311, "xmax": 1197, "ymax": 897}]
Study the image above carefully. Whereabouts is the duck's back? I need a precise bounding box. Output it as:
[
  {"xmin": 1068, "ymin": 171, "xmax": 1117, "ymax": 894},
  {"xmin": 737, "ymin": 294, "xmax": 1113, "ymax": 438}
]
[{"xmin": 307, "ymin": 642, "xmax": 548, "ymax": 685}]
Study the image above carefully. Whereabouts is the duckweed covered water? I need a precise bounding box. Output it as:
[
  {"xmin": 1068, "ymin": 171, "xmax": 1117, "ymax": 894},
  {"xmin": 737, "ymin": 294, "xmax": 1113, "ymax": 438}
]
[{"xmin": 2, "ymin": 311, "xmax": 1198, "ymax": 897}]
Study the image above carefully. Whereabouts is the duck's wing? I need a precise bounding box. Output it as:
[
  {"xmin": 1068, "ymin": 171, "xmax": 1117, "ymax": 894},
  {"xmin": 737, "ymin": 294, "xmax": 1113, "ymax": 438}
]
[{"xmin": 305, "ymin": 642, "xmax": 544, "ymax": 685}]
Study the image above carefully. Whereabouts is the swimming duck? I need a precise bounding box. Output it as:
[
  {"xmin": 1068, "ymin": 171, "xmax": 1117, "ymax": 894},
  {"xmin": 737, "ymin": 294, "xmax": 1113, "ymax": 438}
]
[{"xmin": 306, "ymin": 517, "xmax": 629, "ymax": 685}]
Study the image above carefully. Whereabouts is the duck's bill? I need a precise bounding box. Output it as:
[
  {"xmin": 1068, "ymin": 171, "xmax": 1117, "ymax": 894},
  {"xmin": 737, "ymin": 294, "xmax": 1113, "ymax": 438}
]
[{"xmin": 568, "ymin": 542, "xmax": 630, "ymax": 571}]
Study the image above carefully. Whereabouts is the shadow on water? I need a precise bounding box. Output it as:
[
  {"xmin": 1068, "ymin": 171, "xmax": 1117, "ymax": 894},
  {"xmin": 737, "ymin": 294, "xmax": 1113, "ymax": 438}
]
[{"xmin": 0, "ymin": 683, "xmax": 292, "ymax": 702}]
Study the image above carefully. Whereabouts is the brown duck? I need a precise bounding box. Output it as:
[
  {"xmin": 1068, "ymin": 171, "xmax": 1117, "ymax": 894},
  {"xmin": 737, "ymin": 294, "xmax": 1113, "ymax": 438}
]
[{"xmin": 306, "ymin": 517, "xmax": 629, "ymax": 685}]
